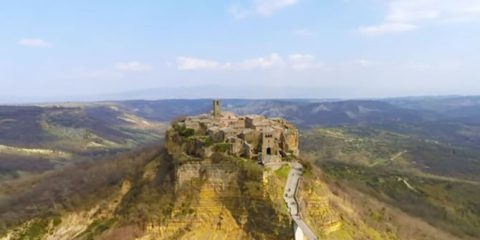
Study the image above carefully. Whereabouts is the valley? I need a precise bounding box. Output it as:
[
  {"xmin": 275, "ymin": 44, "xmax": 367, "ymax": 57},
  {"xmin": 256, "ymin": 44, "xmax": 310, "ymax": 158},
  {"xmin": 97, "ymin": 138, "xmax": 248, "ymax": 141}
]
[
  {"xmin": 0, "ymin": 96, "xmax": 479, "ymax": 239},
  {"xmin": 0, "ymin": 105, "xmax": 167, "ymax": 182}
]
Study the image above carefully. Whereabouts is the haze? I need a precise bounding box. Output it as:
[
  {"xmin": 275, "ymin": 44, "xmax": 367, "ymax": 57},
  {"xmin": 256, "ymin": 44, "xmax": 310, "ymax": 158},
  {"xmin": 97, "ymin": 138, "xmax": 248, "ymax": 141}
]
[{"xmin": 1, "ymin": 0, "xmax": 480, "ymax": 102}]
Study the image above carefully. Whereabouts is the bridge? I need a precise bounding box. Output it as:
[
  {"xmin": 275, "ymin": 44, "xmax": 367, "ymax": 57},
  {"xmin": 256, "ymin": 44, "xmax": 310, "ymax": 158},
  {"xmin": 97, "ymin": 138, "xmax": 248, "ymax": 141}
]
[{"xmin": 283, "ymin": 162, "xmax": 318, "ymax": 240}]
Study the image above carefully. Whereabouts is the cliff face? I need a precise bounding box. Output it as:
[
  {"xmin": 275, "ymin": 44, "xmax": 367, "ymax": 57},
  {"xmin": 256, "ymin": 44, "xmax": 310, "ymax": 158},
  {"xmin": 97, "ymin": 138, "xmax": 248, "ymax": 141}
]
[
  {"xmin": 138, "ymin": 155, "xmax": 293, "ymax": 239},
  {"xmin": 152, "ymin": 121, "xmax": 294, "ymax": 239}
]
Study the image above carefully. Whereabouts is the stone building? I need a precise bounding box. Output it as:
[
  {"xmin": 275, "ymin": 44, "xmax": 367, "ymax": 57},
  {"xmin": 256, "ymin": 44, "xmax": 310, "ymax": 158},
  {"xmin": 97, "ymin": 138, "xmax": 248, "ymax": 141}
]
[
  {"xmin": 168, "ymin": 100, "xmax": 299, "ymax": 164},
  {"xmin": 212, "ymin": 99, "xmax": 221, "ymax": 118}
]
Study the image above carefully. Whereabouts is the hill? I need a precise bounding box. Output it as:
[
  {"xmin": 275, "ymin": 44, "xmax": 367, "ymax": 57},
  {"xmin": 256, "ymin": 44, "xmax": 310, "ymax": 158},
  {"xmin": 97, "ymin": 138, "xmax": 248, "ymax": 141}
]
[
  {"xmin": 112, "ymin": 99, "xmax": 428, "ymax": 127},
  {"xmin": 1, "ymin": 97, "xmax": 480, "ymax": 239},
  {"xmin": 301, "ymin": 127, "xmax": 480, "ymax": 239},
  {"xmin": 0, "ymin": 111, "xmax": 463, "ymax": 240},
  {"xmin": 0, "ymin": 105, "xmax": 166, "ymax": 182}
]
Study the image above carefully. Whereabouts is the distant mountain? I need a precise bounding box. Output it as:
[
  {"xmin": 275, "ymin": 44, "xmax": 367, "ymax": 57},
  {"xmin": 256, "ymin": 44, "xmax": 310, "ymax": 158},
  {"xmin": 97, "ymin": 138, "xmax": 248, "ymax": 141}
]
[
  {"xmin": 113, "ymin": 99, "xmax": 215, "ymax": 121},
  {"xmin": 228, "ymin": 100, "xmax": 428, "ymax": 126},
  {"xmin": 106, "ymin": 97, "xmax": 480, "ymax": 152},
  {"xmin": 386, "ymin": 95, "xmax": 480, "ymax": 116},
  {"xmin": 113, "ymin": 99, "xmax": 430, "ymax": 127}
]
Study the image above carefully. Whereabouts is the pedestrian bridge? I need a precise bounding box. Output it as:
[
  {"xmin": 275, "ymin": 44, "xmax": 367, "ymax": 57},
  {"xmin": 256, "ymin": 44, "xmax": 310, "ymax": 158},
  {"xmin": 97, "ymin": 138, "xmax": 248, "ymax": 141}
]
[{"xmin": 283, "ymin": 163, "xmax": 318, "ymax": 240}]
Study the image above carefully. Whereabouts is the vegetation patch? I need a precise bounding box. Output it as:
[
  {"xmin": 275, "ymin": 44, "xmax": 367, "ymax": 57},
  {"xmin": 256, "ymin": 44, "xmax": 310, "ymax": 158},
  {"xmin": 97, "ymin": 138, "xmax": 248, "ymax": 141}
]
[
  {"xmin": 274, "ymin": 165, "xmax": 290, "ymax": 180},
  {"xmin": 213, "ymin": 143, "xmax": 231, "ymax": 153},
  {"xmin": 173, "ymin": 124, "xmax": 195, "ymax": 138},
  {"xmin": 228, "ymin": 159, "xmax": 291, "ymax": 239},
  {"xmin": 80, "ymin": 218, "xmax": 116, "ymax": 240},
  {"xmin": 13, "ymin": 218, "xmax": 50, "ymax": 240},
  {"xmin": 320, "ymin": 161, "xmax": 480, "ymax": 238}
]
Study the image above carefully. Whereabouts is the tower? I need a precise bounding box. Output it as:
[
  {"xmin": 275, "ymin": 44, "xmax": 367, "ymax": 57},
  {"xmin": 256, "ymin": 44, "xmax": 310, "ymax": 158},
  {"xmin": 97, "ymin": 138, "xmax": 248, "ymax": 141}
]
[{"xmin": 212, "ymin": 99, "xmax": 221, "ymax": 118}]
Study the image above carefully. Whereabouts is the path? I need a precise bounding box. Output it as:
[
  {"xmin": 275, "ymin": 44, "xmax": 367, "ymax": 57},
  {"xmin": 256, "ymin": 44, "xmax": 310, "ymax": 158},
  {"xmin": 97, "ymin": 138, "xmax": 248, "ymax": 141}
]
[
  {"xmin": 283, "ymin": 162, "xmax": 318, "ymax": 240},
  {"xmin": 370, "ymin": 150, "xmax": 407, "ymax": 167}
]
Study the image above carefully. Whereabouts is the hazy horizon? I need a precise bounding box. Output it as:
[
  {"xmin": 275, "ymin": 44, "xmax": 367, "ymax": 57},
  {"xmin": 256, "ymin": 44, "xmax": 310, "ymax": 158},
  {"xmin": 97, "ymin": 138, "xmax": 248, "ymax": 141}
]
[{"xmin": 1, "ymin": 84, "xmax": 478, "ymax": 105}]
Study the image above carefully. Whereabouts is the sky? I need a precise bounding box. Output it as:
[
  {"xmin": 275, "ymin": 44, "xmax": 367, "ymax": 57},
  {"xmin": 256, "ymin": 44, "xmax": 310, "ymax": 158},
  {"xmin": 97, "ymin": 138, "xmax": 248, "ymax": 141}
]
[{"xmin": 1, "ymin": 0, "xmax": 480, "ymax": 101}]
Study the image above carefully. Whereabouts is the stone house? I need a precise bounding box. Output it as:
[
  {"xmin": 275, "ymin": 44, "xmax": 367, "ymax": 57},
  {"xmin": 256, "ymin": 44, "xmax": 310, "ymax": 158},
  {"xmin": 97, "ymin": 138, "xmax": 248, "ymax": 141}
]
[{"xmin": 169, "ymin": 100, "xmax": 299, "ymax": 164}]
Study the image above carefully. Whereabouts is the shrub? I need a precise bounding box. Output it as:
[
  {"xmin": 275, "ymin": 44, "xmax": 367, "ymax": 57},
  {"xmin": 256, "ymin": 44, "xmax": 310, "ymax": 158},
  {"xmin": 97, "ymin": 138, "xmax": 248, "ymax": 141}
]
[
  {"xmin": 214, "ymin": 143, "xmax": 231, "ymax": 153},
  {"xmin": 200, "ymin": 136, "xmax": 214, "ymax": 147},
  {"xmin": 173, "ymin": 124, "xmax": 195, "ymax": 138}
]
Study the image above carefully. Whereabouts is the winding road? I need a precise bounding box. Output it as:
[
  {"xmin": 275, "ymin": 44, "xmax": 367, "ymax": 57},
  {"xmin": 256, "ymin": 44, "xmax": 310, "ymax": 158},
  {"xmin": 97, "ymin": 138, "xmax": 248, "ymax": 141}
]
[{"xmin": 283, "ymin": 162, "xmax": 318, "ymax": 240}]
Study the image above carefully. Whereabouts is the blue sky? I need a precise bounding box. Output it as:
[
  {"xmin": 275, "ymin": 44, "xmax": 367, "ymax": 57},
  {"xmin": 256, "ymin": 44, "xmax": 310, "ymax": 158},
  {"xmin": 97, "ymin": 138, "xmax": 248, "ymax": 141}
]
[{"xmin": 1, "ymin": 0, "xmax": 480, "ymax": 101}]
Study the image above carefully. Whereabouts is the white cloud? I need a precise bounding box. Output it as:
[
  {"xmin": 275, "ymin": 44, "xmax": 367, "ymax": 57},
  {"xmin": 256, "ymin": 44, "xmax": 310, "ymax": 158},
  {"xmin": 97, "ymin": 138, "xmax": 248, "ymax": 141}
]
[
  {"xmin": 359, "ymin": 0, "xmax": 480, "ymax": 35},
  {"xmin": 229, "ymin": 5, "xmax": 251, "ymax": 19},
  {"xmin": 17, "ymin": 38, "xmax": 51, "ymax": 48},
  {"xmin": 289, "ymin": 54, "xmax": 323, "ymax": 70},
  {"xmin": 255, "ymin": 0, "xmax": 299, "ymax": 16},
  {"xmin": 114, "ymin": 61, "xmax": 153, "ymax": 72},
  {"xmin": 176, "ymin": 53, "xmax": 322, "ymax": 71},
  {"xmin": 230, "ymin": 0, "xmax": 299, "ymax": 19},
  {"xmin": 176, "ymin": 57, "xmax": 231, "ymax": 70},
  {"xmin": 359, "ymin": 22, "xmax": 418, "ymax": 35},
  {"xmin": 239, "ymin": 53, "xmax": 285, "ymax": 70}
]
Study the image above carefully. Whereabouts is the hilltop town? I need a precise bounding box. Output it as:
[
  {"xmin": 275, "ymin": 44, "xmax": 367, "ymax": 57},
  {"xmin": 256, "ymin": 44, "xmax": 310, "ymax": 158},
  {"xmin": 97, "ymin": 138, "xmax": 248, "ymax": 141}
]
[
  {"xmin": 166, "ymin": 100, "xmax": 299, "ymax": 164},
  {"xmin": 164, "ymin": 100, "xmax": 318, "ymax": 240}
]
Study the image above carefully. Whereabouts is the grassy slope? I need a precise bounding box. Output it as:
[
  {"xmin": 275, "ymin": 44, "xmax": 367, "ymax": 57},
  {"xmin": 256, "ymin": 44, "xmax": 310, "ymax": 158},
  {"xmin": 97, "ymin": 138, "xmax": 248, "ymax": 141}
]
[
  {"xmin": 0, "ymin": 144, "xmax": 164, "ymax": 239},
  {"xmin": 301, "ymin": 127, "xmax": 480, "ymax": 239},
  {"xmin": 0, "ymin": 105, "xmax": 167, "ymax": 182}
]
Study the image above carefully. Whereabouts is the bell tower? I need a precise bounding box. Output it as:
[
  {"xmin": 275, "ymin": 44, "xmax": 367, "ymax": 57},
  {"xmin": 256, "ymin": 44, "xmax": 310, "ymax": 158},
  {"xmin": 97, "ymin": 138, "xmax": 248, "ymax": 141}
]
[{"xmin": 212, "ymin": 99, "xmax": 221, "ymax": 118}]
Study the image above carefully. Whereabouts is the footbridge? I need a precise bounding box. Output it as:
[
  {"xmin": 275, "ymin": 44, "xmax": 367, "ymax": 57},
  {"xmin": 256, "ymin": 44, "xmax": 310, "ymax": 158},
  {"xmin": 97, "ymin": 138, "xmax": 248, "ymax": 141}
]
[{"xmin": 283, "ymin": 162, "xmax": 318, "ymax": 240}]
